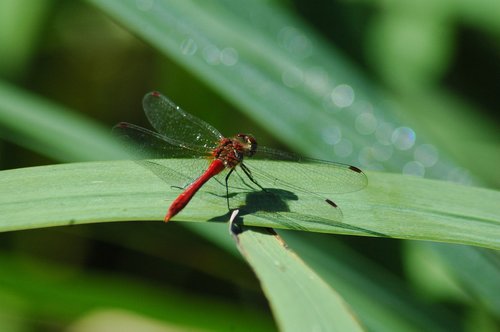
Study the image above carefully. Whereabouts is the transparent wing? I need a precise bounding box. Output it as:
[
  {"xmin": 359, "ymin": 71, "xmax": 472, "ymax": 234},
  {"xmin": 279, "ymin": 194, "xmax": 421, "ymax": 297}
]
[
  {"xmin": 247, "ymin": 146, "xmax": 368, "ymax": 195},
  {"xmin": 113, "ymin": 122, "xmax": 217, "ymax": 187},
  {"xmin": 221, "ymin": 166, "xmax": 345, "ymax": 226},
  {"xmin": 224, "ymin": 169, "xmax": 381, "ymax": 236},
  {"xmin": 113, "ymin": 122, "xmax": 217, "ymax": 158},
  {"xmin": 224, "ymin": 147, "xmax": 368, "ymax": 226},
  {"xmin": 113, "ymin": 122, "xmax": 238, "ymax": 212},
  {"xmin": 143, "ymin": 91, "xmax": 223, "ymax": 150}
]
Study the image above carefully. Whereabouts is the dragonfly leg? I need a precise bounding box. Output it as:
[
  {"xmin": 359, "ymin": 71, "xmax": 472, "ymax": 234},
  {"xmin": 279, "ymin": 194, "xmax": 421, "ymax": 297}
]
[
  {"xmin": 240, "ymin": 163, "xmax": 268, "ymax": 192},
  {"xmin": 171, "ymin": 179, "xmax": 193, "ymax": 191}
]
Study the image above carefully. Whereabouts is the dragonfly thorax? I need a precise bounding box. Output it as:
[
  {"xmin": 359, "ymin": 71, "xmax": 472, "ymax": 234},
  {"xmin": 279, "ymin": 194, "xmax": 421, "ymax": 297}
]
[{"xmin": 213, "ymin": 134, "xmax": 257, "ymax": 168}]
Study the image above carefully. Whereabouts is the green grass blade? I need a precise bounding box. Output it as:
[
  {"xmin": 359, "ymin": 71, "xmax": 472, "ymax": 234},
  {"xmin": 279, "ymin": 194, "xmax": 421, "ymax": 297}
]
[
  {"xmin": 1, "ymin": 160, "xmax": 498, "ymax": 249},
  {"xmin": 233, "ymin": 226, "xmax": 364, "ymax": 332},
  {"xmin": 282, "ymin": 233, "xmax": 458, "ymax": 332},
  {"xmin": 0, "ymin": 80, "xmax": 128, "ymax": 162},
  {"xmin": 418, "ymin": 242, "xmax": 500, "ymax": 317}
]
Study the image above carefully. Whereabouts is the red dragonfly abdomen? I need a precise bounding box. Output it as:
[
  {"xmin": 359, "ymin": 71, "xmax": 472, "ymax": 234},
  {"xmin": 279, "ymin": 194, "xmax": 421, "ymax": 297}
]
[{"xmin": 164, "ymin": 159, "xmax": 225, "ymax": 222}]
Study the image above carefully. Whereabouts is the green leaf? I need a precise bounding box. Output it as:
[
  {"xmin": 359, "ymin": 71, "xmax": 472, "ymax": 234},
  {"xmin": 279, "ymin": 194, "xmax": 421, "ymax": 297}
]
[
  {"xmin": 233, "ymin": 226, "xmax": 364, "ymax": 331},
  {"xmin": 1, "ymin": 160, "xmax": 498, "ymax": 249},
  {"xmin": 412, "ymin": 242, "xmax": 500, "ymax": 317},
  {"xmin": 281, "ymin": 232, "xmax": 459, "ymax": 332},
  {"xmin": 0, "ymin": 80, "xmax": 128, "ymax": 162}
]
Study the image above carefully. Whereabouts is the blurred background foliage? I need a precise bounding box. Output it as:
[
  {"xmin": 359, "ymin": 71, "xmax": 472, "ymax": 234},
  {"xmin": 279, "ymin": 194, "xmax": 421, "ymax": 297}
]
[{"xmin": 0, "ymin": 0, "xmax": 499, "ymax": 331}]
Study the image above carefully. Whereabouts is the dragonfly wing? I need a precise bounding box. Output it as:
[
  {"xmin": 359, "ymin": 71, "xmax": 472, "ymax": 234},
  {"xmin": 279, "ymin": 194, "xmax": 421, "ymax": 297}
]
[
  {"xmin": 143, "ymin": 91, "xmax": 223, "ymax": 150},
  {"xmin": 228, "ymin": 147, "xmax": 367, "ymax": 225},
  {"xmin": 221, "ymin": 165, "xmax": 344, "ymax": 226},
  {"xmin": 113, "ymin": 122, "xmax": 232, "ymax": 214},
  {"xmin": 249, "ymin": 146, "xmax": 368, "ymax": 194},
  {"xmin": 113, "ymin": 122, "xmax": 212, "ymax": 158},
  {"xmin": 113, "ymin": 122, "xmax": 215, "ymax": 186}
]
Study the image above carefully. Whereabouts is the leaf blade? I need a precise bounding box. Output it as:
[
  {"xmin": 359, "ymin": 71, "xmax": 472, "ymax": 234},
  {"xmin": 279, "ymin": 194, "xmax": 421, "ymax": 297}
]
[
  {"xmin": 233, "ymin": 227, "xmax": 364, "ymax": 332},
  {"xmin": 1, "ymin": 160, "xmax": 498, "ymax": 249}
]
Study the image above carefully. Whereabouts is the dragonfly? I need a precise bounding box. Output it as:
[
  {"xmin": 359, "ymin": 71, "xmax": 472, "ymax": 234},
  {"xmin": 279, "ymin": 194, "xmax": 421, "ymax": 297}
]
[{"xmin": 114, "ymin": 91, "xmax": 367, "ymax": 225}]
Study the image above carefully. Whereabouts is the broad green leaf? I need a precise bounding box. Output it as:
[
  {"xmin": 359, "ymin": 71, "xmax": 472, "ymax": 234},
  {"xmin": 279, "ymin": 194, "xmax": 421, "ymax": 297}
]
[
  {"xmin": 1, "ymin": 160, "xmax": 498, "ymax": 249},
  {"xmin": 233, "ymin": 226, "xmax": 364, "ymax": 331}
]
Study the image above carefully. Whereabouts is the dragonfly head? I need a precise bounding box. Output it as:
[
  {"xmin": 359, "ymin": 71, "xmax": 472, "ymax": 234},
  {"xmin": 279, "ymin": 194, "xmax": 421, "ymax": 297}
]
[{"xmin": 236, "ymin": 134, "xmax": 257, "ymax": 157}]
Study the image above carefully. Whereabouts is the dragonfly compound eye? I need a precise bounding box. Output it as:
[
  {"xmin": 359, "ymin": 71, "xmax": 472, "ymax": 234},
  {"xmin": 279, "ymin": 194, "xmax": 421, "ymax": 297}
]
[{"xmin": 237, "ymin": 134, "xmax": 257, "ymax": 157}]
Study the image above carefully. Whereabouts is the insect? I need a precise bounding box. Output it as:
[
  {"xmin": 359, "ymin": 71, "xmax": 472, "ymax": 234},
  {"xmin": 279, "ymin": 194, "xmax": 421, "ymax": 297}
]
[{"xmin": 115, "ymin": 91, "xmax": 367, "ymax": 223}]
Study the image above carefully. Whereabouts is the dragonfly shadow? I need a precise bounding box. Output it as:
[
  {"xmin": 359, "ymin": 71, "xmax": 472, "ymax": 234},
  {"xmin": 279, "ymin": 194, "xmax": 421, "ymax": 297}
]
[
  {"xmin": 242, "ymin": 188, "xmax": 297, "ymax": 214},
  {"xmin": 211, "ymin": 188, "xmax": 338, "ymax": 233},
  {"xmin": 209, "ymin": 188, "xmax": 295, "ymax": 222},
  {"xmin": 211, "ymin": 188, "xmax": 388, "ymax": 238}
]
